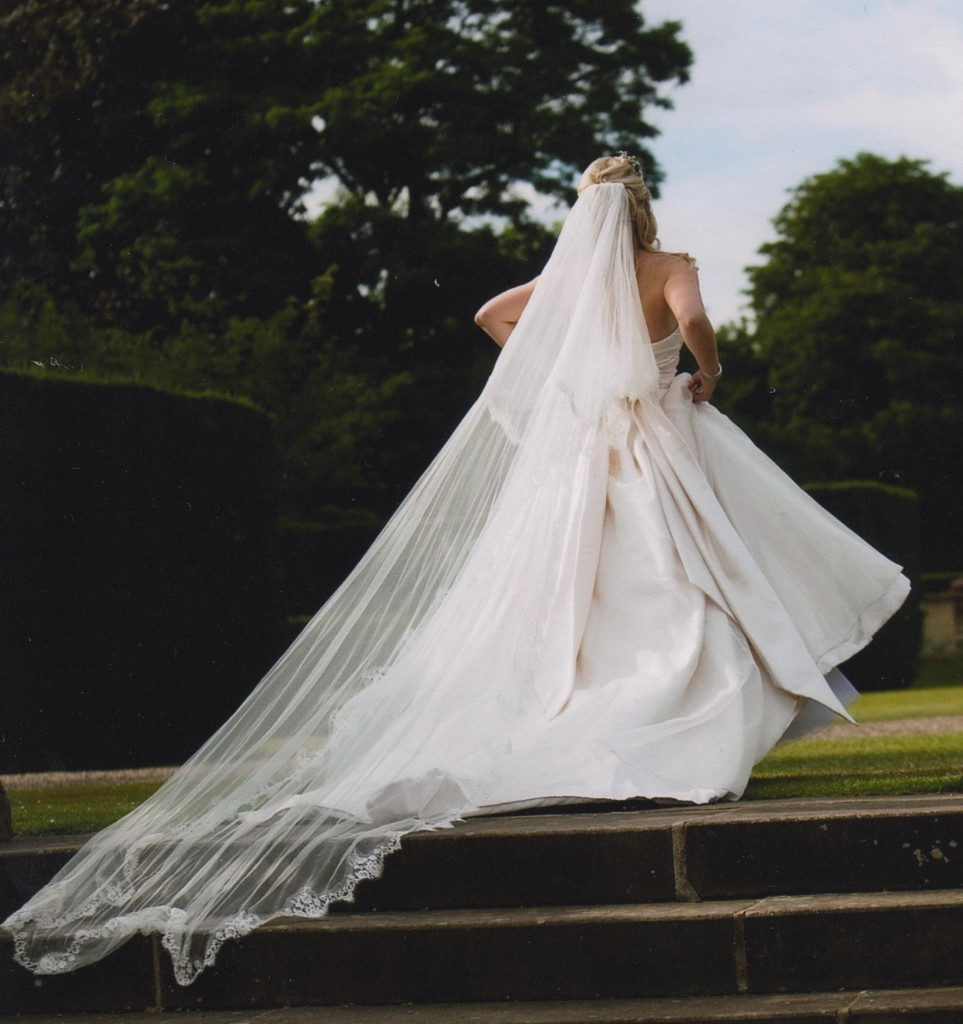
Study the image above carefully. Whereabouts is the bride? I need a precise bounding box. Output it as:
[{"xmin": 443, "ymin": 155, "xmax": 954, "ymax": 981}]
[{"xmin": 4, "ymin": 155, "xmax": 909, "ymax": 985}]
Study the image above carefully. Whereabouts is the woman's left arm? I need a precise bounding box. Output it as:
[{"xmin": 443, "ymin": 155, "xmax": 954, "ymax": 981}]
[
  {"xmin": 664, "ymin": 264, "xmax": 721, "ymax": 404},
  {"xmin": 474, "ymin": 279, "xmax": 538, "ymax": 347}
]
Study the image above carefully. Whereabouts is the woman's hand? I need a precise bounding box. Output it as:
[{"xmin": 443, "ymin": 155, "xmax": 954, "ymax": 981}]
[{"xmin": 688, "ymin": 369, "xmax": 719, "ymax": 404}]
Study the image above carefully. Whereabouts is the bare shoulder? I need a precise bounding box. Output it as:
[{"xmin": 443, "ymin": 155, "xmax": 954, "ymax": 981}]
[
  {"xmin": 662, "ymin": 252, "xmax": 699, "ymax": 276},
  {"xmin": 638, "ymin": 251, "xmax": 697, "ymax": 281}
]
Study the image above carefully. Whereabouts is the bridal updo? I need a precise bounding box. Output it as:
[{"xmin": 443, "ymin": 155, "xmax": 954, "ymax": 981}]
[{"xmin": 577, "ymin": 154, "xmax": 659, "ymax": 254}]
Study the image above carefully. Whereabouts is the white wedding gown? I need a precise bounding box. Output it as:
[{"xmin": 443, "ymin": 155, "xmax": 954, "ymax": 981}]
[
  {"xmin": 5, "ymin": 184, "xmax": 910, "ymax": 985},
  {"xmin": 473, "ymin": 328, "xmax": 906, "ymax": 811}
]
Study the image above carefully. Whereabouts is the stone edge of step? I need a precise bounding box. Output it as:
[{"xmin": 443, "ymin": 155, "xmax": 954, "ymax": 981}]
[
  {"xmin": 5, "ymin": 792, "xmax": 963, "ymax": 859},
  {"xmin": 4, "ymin": 794, "xmax": 963, "ymax": 921},
  {"xmin": 3, "ymin": 890, "xmax": 963, "ymax": 1014},
  {"xmin": 5, "ymin": 886, "xmax": 962, "ymax": 939},
  {"xmin": 4, "ymin": 986, "xmax": 963, "ymax": 1023}
]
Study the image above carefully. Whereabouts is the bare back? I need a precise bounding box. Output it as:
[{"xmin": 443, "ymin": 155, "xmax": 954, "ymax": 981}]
[
  {"xmin": 477, "ymin": 232, "xmax": 719, "ymax": 403},
  {"xmin": 477, "ymin": 247, "xmax": 713, "ymax": 377},
  {"xmin": 635, "ymin": 251, "xmax": 699, "ymax": 344}
]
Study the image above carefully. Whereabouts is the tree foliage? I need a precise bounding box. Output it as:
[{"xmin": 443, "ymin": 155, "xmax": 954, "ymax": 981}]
[
  {"xmin": 306, "ymin": 0, "xmax": 691, "ymax": 220},
  {"xmin": 736, "ymin": 153, "xmax": 963, "ymax": 569},
  {"xmin": 0, "ymin": 0, "xmax": 693, "ymax": 516},
  {"xmin": 0, "ymin": 0, "xmax": 321, "ymax": 330},
  {"xmin": 0, "ymin": 0, "xmax": 173, "ymax": 295},
  {"xmin": 1, "ymin": 0, "xmax": 690, "ymax": 330}
]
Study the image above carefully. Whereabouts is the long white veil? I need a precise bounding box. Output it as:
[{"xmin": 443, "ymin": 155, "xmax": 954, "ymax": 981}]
[{"xmin": 5, "ymin": 183, "xmax": 660, "ymax": 984}]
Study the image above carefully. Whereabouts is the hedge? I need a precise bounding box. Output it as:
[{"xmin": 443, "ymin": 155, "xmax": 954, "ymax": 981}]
[
  {"xmin": 0, "ymin": 370, "xmax": 281, "ymax": 772},
  {"xmin": 278, "ymin": 511, "xmax": 384, "ymax": 621},
  {"xmin": 805, "ymin": 480, "xmax": 921, "ymax": 691}
]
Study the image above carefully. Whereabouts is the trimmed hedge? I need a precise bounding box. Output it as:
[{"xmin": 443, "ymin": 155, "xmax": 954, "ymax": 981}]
[
  {"xmin": 805, "ymin": 481, "xmax": 921, "ymax": 691},
  {"xmin": 278, "ymin": 512, "xmax": 384, "ymax": 620},
  {"xmin": 0, "ymin": 371, "xmax": 281, "ymax": 772}
]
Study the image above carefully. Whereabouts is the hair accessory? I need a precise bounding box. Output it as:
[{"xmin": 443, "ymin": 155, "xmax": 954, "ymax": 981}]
[{"xmin": 616, "ymin": 150, "xmax": 644, "ymax": 178}]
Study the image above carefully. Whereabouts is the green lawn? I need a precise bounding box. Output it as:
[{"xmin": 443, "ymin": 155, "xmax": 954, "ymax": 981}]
[
  {"xmin": 8, "ymin": 781, "xmax": 163, "ymax": 837},
  {"xmin": 850, "ymin": 684, "xmax": 963, "ymax": 722},
  {"xmin": 747, "ymin": 732, "xmax": 963, "ymax": 800},
  {"xmin": 6, "ymin": 678, "xmax": 963, "ymax": 836},
  {"xmin": 746, "ymin": 674, "xmax": 963, "ymax": 799}
]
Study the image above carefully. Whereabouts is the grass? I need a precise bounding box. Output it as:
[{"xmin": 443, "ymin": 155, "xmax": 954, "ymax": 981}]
[
  {"xmin": 745, "ymin": 673, "xmax": 963, "ymax": 799},
  {"xmin": 6, "ymin": 679, "xmax": 963, "ymax": 837},
  {"xmin": 747, "ymin": 732, "xmax": 963, "ymax": 800},
  {"xmin": 8, "ymin": 782, "xmax": 164, "ymax": 837},
  {"xmin": 850, "ymin": 684, "xmax": 963, "ymax": 722}
]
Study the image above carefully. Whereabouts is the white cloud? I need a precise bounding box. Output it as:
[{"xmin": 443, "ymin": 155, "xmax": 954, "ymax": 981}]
[{"xmin": 640, "ymin": 0, "xmax": 963, "ymax": 323}]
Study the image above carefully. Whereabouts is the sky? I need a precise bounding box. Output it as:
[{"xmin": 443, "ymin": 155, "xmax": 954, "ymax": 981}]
[
  {"xmin": 635, "ymin": 0, "xmax": 963, "ymax": 325},
  {"xmin": 306, "ymin": 1, "xmax": 963, "ymax": 326}
]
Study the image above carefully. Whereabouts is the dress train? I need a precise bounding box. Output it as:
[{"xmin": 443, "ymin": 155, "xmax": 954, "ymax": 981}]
[{"xmin": 3, "ymin": 184, "xmax": 909, "ymax": 986}]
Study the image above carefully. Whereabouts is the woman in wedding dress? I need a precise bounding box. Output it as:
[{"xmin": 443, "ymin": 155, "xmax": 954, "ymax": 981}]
[{"xmin": 4, "ymin": 155, "xmax": 909, "ymax": 985}]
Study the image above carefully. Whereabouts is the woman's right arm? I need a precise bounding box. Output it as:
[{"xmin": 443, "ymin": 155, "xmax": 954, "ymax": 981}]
[
  {"xmin": 474, "ymin": 279, "xmax": 538, "ymax": 347},
  {"xmin": 663, "ymin": 262, "xmax": 721, "ymax": 404}
]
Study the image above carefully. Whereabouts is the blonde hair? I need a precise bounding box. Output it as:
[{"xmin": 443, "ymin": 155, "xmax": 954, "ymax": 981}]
[{"xmin": 577, "ymin": 155, "xmax": 694, "ymax": 265}]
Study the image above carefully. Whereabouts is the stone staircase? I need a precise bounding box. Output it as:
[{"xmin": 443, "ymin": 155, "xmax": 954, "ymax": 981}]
[{"xmin": 2, "ymin": 794, "xmax": 963, "ymax": 1022}]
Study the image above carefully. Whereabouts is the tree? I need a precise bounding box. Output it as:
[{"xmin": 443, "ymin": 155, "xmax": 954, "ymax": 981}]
[
  {"xmin": 0, "ymin": 0, "xmax": 324, "ymax": 332},
  {"xmin": 0, "ymin": 0, "xmax": 694, "ymax": 516},
  {"xmin": 1, "ymin": 0, "xmax": 691, "ymax": 328},
  {"xmin": 0, "ymin": 0, "xmax": 179, "ymax": 295},
  {"xmin": 305, "ymin": 0, "xmax": 691, "ymax": 220},
  {"xmin": 297, "ymin": 0, "xmax": 692, "ymax": 508},
  {"xmin": 739, "ymin": 154, "xmax": 963, "ymax": 569}
]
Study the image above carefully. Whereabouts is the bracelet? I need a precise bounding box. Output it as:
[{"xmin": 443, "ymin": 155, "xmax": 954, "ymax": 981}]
[{"xmin": 700, "ymin": 363, "xmax": 723, "ymax": 381}]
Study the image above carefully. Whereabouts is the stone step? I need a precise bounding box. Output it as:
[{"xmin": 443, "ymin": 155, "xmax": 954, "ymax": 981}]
[
  {"xmin": 6, "ymin": 987, "xmax": 963, "ymax": 1023},
  {"xmin": 3, "ymin": 795, "xmax": 962, "ymax": 920},
  {"xmin": 4, "ymin": 889, "xmax": 963, "ymax": 1012}
]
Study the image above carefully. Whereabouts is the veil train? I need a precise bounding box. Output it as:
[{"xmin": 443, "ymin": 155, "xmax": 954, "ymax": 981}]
[{"xmin": 3, "ymin": 184, "xmax": 908, "ymax": 984}]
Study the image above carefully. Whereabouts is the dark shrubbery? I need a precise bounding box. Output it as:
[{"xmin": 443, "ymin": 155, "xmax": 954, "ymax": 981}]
[
  {"xmin": 805, "ymin": 481, "xmax": 921, "ymax": 691},
  {"xmin": 0, "ymin": 371, "xmax": 281, "ymax": 771},
  {"xmin": 278, "ymin": 512, "xmax": 384, "ymax": 621}
]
